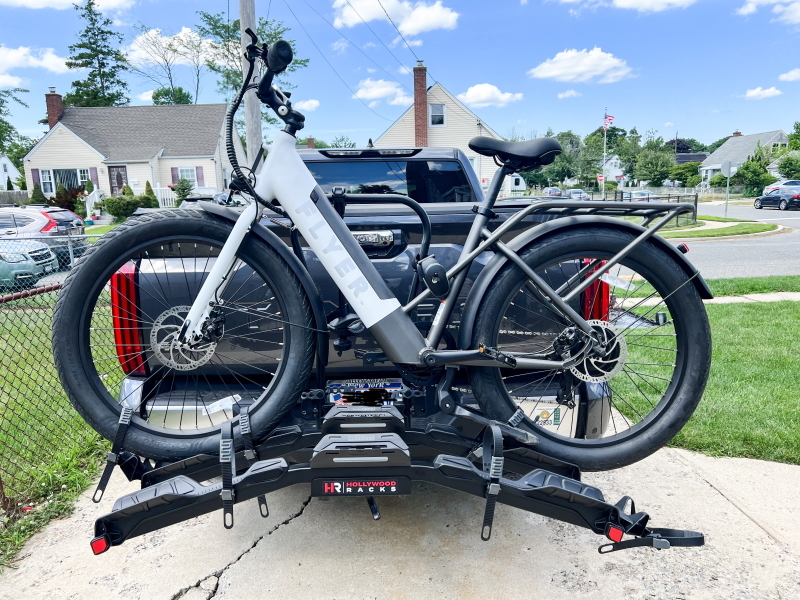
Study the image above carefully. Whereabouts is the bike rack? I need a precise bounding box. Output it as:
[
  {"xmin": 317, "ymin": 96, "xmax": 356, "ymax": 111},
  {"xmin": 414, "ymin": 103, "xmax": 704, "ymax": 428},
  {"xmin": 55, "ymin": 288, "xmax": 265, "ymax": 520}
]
[{"xmin": 89, "ymin": 386, "xmax": 704, "ymax": 556}]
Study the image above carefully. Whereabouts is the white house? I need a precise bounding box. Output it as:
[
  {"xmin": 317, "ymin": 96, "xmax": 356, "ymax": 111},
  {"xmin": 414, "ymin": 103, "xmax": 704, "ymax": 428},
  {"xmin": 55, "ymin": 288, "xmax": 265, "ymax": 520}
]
[
  {"xmin": 0, "ymin": 154, "xmax": 21, "ymax": 190},
  {"xmin": 374, "ymin": 62, "xmax": 508, "ymax": 194},
  {"xmin": 700, "ymin": 130, "xmax": 788, "ymax": 181},
  {"xmin": 23, "ymin": 88, "xmax": 245, "ymax": 201}
]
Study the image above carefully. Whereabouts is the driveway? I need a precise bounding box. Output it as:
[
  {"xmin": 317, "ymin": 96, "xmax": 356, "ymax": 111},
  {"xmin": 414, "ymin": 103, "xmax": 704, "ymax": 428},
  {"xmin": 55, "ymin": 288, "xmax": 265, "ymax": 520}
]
[{"xmin": 1, "ymin": 448, "xmax": 798, "ymax": 600}]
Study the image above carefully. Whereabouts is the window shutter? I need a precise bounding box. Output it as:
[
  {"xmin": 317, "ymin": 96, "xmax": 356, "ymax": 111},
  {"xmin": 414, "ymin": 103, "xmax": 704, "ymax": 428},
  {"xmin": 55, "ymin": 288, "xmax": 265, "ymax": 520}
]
[
  {"xmin": 31, "ymin": 168, "xmax": 40, "ymax": 185},
  {"xmin": 195, "ymin": 166, "xmax": 205, "ymax": 187},
  {"xmin": 171, "ymin": 167, "xmax": 179, "ymax": 184},
  {"xmin": 89, "ymin": 167, "xmax": 99, "ymax": 185}
]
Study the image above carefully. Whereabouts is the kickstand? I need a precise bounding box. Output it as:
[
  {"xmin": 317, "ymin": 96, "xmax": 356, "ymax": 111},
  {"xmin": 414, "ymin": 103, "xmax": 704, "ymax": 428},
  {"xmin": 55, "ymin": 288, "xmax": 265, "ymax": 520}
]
[{"xmin": 366, "ymin": 496, "xmax": 381, "ymax": 520}]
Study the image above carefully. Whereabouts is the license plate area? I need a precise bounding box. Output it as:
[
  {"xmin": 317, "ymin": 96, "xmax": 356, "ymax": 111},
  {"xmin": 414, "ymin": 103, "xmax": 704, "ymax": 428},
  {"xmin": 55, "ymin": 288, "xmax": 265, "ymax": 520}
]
[{"xmin": 312, "ymin": 476, "xmax": 411, "ymax": 496}]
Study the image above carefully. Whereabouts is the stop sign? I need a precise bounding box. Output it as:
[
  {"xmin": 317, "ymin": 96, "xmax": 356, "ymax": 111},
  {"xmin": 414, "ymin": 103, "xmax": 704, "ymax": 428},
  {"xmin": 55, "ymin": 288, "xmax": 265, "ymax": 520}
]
[{"xmin": 597, "ymin": 175, "xmax": 604, "ymax": 182}]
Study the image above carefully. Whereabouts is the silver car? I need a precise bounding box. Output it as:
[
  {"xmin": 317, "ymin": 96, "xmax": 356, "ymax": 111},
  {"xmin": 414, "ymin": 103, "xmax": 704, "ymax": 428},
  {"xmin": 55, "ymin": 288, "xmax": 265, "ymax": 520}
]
[
  {"xmin": 762, "ymin": 179, "xmax": 800, "ymax": 196},
  {"xmin": 0, "ymin": 239, "xmax": 59, "ymax": 291},
  {"xmin": 565, "ymin": 189, "xmax": 591, "ymax": 200},
  {"xmin": 0, "ymin": 206, "xmax": 87, "ymax": 267}
]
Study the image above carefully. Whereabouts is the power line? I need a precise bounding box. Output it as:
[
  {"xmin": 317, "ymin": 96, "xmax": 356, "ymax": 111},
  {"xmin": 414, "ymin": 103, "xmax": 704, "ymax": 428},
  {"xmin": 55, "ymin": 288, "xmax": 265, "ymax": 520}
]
[
  {"xmin": 282, "ymin": 0, "xmax": 392, "ymax": 121},
  {"xmin": 300, "ymin": 0, "xmax": 411, "ymax": 93},
  {"xmin": 343, "ymin": 0, "xmax": 411, "ymax": 72},
  {"xmin": 375, "ymin": 0, "xmax": 418, "ymax": 61}
]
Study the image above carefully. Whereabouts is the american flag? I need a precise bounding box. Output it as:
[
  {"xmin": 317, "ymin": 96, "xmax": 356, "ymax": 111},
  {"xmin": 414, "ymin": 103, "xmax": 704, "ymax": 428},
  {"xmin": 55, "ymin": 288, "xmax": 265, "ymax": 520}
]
[{"xmin": 603, "ymin": 114, "xmax": 615, "ymax": 131}]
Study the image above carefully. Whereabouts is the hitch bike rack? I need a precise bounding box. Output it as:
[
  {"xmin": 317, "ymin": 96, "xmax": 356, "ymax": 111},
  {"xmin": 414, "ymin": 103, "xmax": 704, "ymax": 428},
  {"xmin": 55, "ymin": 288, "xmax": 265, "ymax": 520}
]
[{"xmin": 89, "ymin": 388, "xmax": 704, "ymax": 556}]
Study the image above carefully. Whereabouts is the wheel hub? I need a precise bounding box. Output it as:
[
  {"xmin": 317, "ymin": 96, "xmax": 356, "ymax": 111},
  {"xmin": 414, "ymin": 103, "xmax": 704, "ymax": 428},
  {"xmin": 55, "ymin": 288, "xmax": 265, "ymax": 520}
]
[
  {"xmin": 569, "ymin": 320, "xmax": 627, "ymax": 383},
  {"xmin": 150, "ymin": 306, "xmax": 217, "ymax": 371}
]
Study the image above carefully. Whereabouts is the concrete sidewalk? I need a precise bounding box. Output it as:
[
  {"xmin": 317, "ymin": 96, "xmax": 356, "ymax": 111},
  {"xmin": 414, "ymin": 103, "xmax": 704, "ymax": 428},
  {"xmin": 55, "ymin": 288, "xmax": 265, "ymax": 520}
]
[{"xmin": 1, "ymin": 448, "xmax": 798, "ymax": 600}]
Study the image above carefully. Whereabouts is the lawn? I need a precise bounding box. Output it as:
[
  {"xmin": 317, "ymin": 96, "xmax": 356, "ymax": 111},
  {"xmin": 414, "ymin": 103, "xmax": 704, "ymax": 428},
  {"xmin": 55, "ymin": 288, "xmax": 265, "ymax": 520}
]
[{"xmin": 660, "ymin": 222, "xmax": 777, "ymax": 238}]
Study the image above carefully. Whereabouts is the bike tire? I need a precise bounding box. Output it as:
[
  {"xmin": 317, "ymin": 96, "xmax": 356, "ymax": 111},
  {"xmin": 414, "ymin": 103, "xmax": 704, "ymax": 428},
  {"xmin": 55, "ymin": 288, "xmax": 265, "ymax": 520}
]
[
  {"xmin": 53, "ymin": 209, "xmax": 315, "ymax": 462},
  {"xmin": 467, "ymin": 227, "xmax": 711, "ymax": 471}
]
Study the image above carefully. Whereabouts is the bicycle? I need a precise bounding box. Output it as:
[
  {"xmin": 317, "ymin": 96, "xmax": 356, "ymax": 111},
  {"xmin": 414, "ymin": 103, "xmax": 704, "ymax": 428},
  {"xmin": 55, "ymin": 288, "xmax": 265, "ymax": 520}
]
[{"xmin": 53, "ymin": 31, "xmax": 712, "ymax": 472}]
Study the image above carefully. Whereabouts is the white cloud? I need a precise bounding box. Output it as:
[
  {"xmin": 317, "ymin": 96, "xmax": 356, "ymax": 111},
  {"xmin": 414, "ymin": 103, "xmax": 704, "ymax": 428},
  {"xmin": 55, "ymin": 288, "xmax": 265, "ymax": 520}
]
[
  {"xmin": 557, "ymin": 89, "xmax": 581, "ymax": 99},
  {"xmin": 779, "ymin": 68, "xmax": 800, "ymax": 81},
  {"xmin": 137, "ymin": 90, "xmax": 153, "ymax": 101},
  {"xmin": 744, "ymin": 86, "xmax": 783, "ymax": 99},
  {"xmin": 521, "ymin": 0, "xmax": 529, "ymax": 4},
  {"xmin": 126, "ymin": 27, "xmax": 214, "ymax": 68},
  {"xmin": 331, "ymin": 39, "xmax": 349, "ymax": 54},
  {"xmin": 610, "ymin": 0, "xmax": 698, "ymax": 11},
  {"xmin": 528, "ymin": 48, "xmax": 633, "ymax": 84},
  {"xmin": 294, "ymin": 99, "xmax": 320, "ymax": 111},
  {"xmin": 332, "ymin": 0, "xmax": 458, "ymax": 36},
  {"xmin": 457, "ymin": 84, "xmax": 523, "ymax": 108},
  {"xmin": 0, "ymin": 0, "xmax": 134, "ymax": 9},
  {"xmin": 398, "ymin": 65, "xmax": 412, "ymax": 75},
  {"xmin": 736, "ymin": 0, "xmax": 800, "ymax": 24},
  {"xmin": 366, "ymin": 68, "xmax": 377, "ymax": 73},
  {"xmin": 664, "ymin": 122, "xmax": 675, "ymax": 126},
  {"xmin": 0, "ymin": 45, "xmax": 69, "ymax": 87},
  {"xmin": 392, "ymin": 36, "xmax": 423, "ymax": 47},
  {"xmin": 364, "ymin": 42, "xmax": 377, "ymax": 48},
  {"xmin": 0, "ymin": 74, "xmax": 23, "ymax": 87},
  {"xmin": 353, "ymin": 78, "xmax": 412, "ymax": 106}
]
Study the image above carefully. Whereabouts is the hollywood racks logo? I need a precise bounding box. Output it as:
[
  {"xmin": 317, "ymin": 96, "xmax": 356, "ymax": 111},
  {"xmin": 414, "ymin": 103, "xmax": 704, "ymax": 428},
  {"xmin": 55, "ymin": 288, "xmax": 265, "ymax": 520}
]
[{"xmin": 322, "ymin": 481, "xmax": 398, "ymax": 494}]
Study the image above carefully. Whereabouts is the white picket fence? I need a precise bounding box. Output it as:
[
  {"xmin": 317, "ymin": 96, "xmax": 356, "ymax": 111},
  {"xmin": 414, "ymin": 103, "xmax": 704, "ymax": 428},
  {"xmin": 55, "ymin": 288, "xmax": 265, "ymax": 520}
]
[{"xmin": 128, "ymin": 186, "xmax": 217, "ymax": 208}]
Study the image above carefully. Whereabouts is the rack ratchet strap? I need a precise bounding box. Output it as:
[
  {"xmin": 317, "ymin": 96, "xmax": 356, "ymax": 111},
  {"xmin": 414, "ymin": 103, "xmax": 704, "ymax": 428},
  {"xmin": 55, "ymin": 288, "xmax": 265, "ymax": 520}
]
[
  {"xmin": 481, "ymin": 423, "xmax": 504, "ymax": 541},
  {"xmin": 598, "ymin": 528, "xmax": 704, "ymax": 554},
  {"xmin": 239, "ymin": 406, "xmax": 269, "ymax": 518},
  {"xmin": 220, "ymin": 421, "xmax": 235, "ymax": 529},
  {"xmin": 93, "ymin": 408, "xmax": 133, "ymax": 503}
]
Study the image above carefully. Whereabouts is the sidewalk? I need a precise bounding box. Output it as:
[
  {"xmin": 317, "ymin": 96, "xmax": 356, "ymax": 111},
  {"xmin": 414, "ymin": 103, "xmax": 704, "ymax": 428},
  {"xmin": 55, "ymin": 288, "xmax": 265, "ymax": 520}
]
[{"xmin": 1, "ymin": 447, "xmax": 798, "ymax": 600}]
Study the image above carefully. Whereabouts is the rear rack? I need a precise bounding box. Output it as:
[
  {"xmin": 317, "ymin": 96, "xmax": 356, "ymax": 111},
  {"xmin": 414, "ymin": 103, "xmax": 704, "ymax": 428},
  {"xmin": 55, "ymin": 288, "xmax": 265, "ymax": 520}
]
[{"xmin": 89, "ymin": 389, "xmax": 704, "ymax": 556}]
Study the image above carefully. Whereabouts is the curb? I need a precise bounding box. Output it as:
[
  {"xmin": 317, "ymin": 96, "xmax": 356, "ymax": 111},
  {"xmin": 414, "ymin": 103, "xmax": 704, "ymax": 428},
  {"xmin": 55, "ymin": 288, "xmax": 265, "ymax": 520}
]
[{"xmin": 666, "ymin": 224, "xmax": 789, "ymax": 243}]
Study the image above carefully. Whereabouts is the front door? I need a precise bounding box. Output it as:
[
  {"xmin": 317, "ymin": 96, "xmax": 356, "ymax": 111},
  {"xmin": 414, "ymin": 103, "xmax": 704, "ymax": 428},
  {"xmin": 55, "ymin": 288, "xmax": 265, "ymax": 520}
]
[{"xmin": 108, "ymin": 166, "xmax": 128, "ymax": 196}]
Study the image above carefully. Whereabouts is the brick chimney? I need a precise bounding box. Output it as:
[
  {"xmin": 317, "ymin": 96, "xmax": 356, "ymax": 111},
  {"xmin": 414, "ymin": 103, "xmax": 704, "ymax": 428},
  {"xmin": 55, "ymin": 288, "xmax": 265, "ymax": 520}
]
[
  {"xmin": 732, "ymin": 130, "xmax": 742, "ymax": 137},
  {"xmin": 45, "ymin": 87, "xmax": 64, "ymax": 130},
  {"xmin": 306, "ymin": 137, "xmax": 315, "ymax": 148},
  {"xmin": 413, "ymin": 60, "xmax": 427, "ymax": 147}
]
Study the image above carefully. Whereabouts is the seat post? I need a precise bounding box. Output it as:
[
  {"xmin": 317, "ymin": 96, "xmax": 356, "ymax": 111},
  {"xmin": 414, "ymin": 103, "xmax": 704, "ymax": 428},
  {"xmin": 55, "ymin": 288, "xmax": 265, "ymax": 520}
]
[{"xmin": 482, "ymin": 165, "xmax": 512, "ymax": 211}]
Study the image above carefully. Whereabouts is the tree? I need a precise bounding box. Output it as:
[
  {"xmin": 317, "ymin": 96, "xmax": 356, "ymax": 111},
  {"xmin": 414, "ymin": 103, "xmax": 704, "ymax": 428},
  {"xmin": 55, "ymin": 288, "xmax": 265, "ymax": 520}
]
[
  {"xmin": 14, "ymin": 175, "xmax": 26, "ymax": 190},
  {"xmin": 736, "ymin": 141, "xmax": 778, "ymax": 195},
  {"xmin": 6, "ymin": 176, "xmax": 13, "ymax": 191},
  {"xmin": 330, "ymin": 135, "xmax": 356, "ymax": 148},
  {"xmin": 144, "ymin": 180, "xmax": 156, "ymax": 200},
  {"xmin": 584, "ymin": 126, "xmax": 627, "ymax": 156},
  {"xmin": 777, "ymin": 152, "xmax": 800, "ymax": 179},
  {"xmin": 788, "ymin": 122, "xmax": 800, "ymax": 151},
  {"xmin": 635, "ymin": 150, "xmax": 674, "ymax": 186},
  {"xmin": 84, "ymin": 178, "xmax": 94, "ymax": 194},
  {"xmin": 64, "ymin": 0, "xmax": 129, "ymax": 107},
  {"xmin": 669, "ymin": 162, "xmax": 702, "ymax": 186},
  {"xmin": 30, "ymin": 183, "xmax": 46, "ymax": 203},
  {"xmin": 296, "ymin": 136, "xmax": 330, "ymax": 148},
  {"xmin": 152, "ymin": 86, "xmax": 193, "ymax": 104},
  {"xmin": 664, "ymin": 138, "xmax": 707, "ymax": 153},
  {"xmin": 617, "ymin": 127, "xmax": 642, "ymax": 179},
  {"xmin": 0, "ymin": 88, "xmax": 28, "ymax": 152},
  {"xmin": 172, "ymin": 178, "xmax": 194, "ymax": 201},
  {"xmin": 122, "ymin": 184, "xmax": 134, "ymax": 196}
]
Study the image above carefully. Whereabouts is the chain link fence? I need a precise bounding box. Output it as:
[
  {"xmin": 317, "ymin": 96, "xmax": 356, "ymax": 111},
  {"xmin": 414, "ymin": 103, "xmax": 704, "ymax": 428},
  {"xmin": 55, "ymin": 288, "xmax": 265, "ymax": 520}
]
[{"xmin": 0, "ymin": 235, "xmax": 102, "ymax": 527}]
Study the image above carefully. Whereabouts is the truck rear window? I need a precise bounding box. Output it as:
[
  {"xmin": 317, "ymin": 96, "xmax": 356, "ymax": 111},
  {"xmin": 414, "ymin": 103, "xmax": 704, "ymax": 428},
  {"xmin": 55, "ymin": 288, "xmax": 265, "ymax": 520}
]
[{"xmin": 306, "ymin": 160, "xmax": 473, "ymax": 203}]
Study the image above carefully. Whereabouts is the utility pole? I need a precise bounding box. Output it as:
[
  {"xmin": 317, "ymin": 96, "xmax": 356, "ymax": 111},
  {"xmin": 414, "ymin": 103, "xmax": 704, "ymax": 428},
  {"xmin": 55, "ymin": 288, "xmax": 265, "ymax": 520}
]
[
  {"xmin": 240, "ymin": 0, "xmax": 262, "ymax": 166},
  {"xmin": 602, "ymin": 107, "xmax": 607, "ymax": 200}
]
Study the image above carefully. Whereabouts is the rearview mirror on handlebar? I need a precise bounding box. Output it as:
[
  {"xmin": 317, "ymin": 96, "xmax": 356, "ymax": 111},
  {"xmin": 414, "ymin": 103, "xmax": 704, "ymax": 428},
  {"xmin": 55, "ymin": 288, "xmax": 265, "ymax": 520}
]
[{"xmin": 267, "ymin": 40, "xmax": 293, "ymax": 74}]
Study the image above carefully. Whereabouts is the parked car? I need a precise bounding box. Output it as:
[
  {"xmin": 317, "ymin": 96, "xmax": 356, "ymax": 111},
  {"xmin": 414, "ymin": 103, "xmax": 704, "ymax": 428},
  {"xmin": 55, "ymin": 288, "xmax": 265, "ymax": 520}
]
[
  {"xmin": 0, "ymin": 239, "xmax": 58, "ymax": 291},
  {"xmin": 564, "ymin": 189, "xmax": 591, "ymax": 200},
  {"xmin": 0, "ymin": 206, "xmax": 87, "ymax": 268},
  {"xmin": 762, "ymin": 180, "xmax": 800, "ymax": 196},
  {"xmin": 541, "ymin": 186, "xmax": 562, "ymax": 196},
  {"xmin": 623, "ymin": 191, "xmax": 661, "ymax": 202},
  {"xmin": 753, "ymin": 189, "xmax": 800, "ymax": 210}
]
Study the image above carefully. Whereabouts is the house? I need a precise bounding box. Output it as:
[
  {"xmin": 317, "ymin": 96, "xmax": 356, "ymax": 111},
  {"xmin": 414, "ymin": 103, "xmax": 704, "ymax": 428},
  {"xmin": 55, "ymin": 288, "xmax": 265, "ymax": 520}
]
[
  {"xmin": 0, "ymin": 154, "xmax": 21, "ymax": 190},
  {"xmin": 700, "ymin": 130, "xmax": 788, "ymax": 181},
  {"xmin": 675, "ymin": 152, "xmax": 709, "ymax": 165},
  {"xmin": 23, "ymin": 88, "xmax": 245, "ymax": 202},
  {"xmin": 373, "ymin": 62, "xmax": 506, "ymax": 193}
]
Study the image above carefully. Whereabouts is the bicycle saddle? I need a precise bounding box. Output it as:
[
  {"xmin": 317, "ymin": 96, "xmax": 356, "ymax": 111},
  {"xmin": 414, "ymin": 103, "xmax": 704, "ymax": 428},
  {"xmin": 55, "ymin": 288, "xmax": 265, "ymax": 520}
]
[{"xmin": 468, "ymin": 136, "xmax": 562, "ymax": 168}]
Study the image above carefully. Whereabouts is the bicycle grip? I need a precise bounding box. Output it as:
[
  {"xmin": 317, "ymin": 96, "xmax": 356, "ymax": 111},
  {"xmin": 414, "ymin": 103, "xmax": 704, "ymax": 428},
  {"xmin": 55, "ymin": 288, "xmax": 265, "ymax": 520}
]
[{"xmin": 267, "ymin": 40, "xmax": 293, "ymax": 73}]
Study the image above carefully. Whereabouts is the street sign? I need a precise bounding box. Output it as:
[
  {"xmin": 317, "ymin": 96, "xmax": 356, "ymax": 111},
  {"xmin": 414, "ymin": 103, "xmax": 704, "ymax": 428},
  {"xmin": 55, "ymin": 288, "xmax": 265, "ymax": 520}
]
[
  {"xmin": 615, "ymin": 175, "xmax": 623, "ymax": 182},
  {"xmin": 721, "ymin": 161, "xmax": 732, "ymax": 177},
  {"xmin": 597, "ymin": 175, "xmax": 605, "ymax": 182}
]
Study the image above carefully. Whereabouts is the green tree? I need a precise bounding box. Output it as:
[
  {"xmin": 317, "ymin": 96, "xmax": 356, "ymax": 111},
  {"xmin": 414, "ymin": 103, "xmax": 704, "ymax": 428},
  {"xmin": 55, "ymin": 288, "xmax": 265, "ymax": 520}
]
[
  {"xmin": 330, "ymin": 135, "xmax": 356, "ymax": 148},
  {"xmin": 708, "ymin": 173, "xmax": 729, "ymax": 187},
  {"xmin": 296, "ymin": 136, "xmax": 330, "ymax": 148},
  {"xmin": 172, "ymin": 178, "xmax": 193, "ymax": 201},
  {"xmin": 669, "ymin": 162, "xmax": 702, "ymax": 186},
  {"xmin": 734, "ymin": 141, "xmax": 778, "ymax": 195},
  {"xmin": 30, "ymin": 183, "xmax": 46, "ymax": 203},
  {"xmin": 6, "ymin": 176, "xmax": 13, "ymax": 190},
  {"xmin": 584, "ymin": 126, "xmax": 627, "ymax": 157},
  {"xmin": 788, "ymin": 122, "xmax": 800, "ymax": 151},
  {"xmin": 0, "ymin": 88, "xmax": 28, "ymax": 152},
  {"xmin": 151, "ymin": 86, "xmax": 193, "ymax": 105},
  {"xmin": 635, "ymin": 150, "xmax": 674, "ymax": 186},
  {"xmin": 64, "ymin": 0, "xmax": 129, "ymax": 107},
  {"xmin": 617, "ymin": 127, "xmax": 642, "ymax": 179},
  {"xmin": 14, "ymin": 174, "xmax": 26, "ymax": 190},
  {"xmin": 144, "ymin": 180, "xmax": 156, "ymax": 200},
  {"xmin": 4, "ymin": 134, "xmax": 37, "ymax": 170},
  {"xmin": 777, "ymin": 152, "xmax": 800, "ymax": 179},
  {"xmin": 122, "ymin": 184, "xmax": 134, "ymax": 196},
  {"xmin": 84, "ymin": 178, "xmax": 94, "ymax": 194}
]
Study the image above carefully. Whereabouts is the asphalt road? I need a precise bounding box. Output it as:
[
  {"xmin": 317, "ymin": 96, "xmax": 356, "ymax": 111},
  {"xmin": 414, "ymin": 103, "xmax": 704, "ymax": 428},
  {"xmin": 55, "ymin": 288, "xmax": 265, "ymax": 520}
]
[{"xmin": 675, "ymin": 202, "xmax": 800, "ymax": 279}]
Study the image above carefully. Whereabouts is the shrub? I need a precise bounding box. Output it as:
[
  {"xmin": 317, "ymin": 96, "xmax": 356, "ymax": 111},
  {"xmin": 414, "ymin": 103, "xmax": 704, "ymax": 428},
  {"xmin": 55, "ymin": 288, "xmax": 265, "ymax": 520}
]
[
  {"xmin": 104, "ymin": 194, "xmax": 159, "ymax": 221},
  {"xmin": 6, "ymin": 176, "xmax": 12, "ymax": 191},
  {"xmin": 74, "ymin": 198, "xmax": 87, "ymax": 219},
  {"xmin": 14, "ymin": 174, "xmax": 26, "ymax": 190},
  {"xmin": 172, "ymin": 178, "xmax": 193, "ymax": 201},
  {"xmin": 84, "ymin": 178, "xmax": 94, "ymax": 194},
  {"xmin": 144, "ymin": 180, "xmax": 156, "ymax": 201},
  {"xmin": 136, "ymin": 194, "xmax": 159, "ymax": 209},
  {"xmin": 30, "ymin": 183, "xmax": 46, "ymax": 204},
  {"xmin": 121, "ymin": 184, "xmax": 134, "ymax": 197}
]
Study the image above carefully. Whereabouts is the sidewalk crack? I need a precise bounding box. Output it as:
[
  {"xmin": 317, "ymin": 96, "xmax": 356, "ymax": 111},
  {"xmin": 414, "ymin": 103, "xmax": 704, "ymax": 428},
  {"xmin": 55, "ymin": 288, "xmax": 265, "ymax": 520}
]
[{"xmin": 170, "ymin": 495, "xmax": 313, "ymax": 600}]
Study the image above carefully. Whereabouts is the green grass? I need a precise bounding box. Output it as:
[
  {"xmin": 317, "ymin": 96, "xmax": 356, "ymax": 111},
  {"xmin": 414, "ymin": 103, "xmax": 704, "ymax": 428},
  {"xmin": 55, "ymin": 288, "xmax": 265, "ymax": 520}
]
[
  {"xmin": 670, "ymin": 301, "xmax": 800, "ymax": 464},
  {"xmin": 85, "ymin": 224, "xmax": 118, "ymax": 236},
  {"xmin": 705, "ymin": 276, "xmax": 800, "ymax": 296},
  {"xmin": 660, "ymin": 222, "xmax": 777, "ymax": 238},
  {"xmin": 696, "ymin": 214, "xmax": 750, "ymax": 223}
]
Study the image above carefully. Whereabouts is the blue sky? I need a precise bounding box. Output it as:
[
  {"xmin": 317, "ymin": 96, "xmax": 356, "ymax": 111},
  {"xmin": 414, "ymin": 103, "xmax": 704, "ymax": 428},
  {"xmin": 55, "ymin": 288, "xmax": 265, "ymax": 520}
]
[{"xmin": 2, "ymin": 0, "xmax": 799, "ymax": 146}]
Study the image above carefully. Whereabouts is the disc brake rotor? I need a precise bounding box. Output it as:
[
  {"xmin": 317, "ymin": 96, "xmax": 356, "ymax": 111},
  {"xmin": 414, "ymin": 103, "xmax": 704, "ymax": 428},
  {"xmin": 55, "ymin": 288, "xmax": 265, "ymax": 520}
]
[
  {"xmin": 150, "ymin": 306, "xmax": 217, "ymax": 371},
  {"xmin": 569, "ymin": 320, "xmax": 627, "ymax": 383}
]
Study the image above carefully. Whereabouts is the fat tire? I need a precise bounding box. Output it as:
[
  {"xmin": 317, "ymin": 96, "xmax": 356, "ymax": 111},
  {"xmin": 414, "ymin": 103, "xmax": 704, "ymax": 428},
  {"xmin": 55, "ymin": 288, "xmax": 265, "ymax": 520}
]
[
  {"xmin": 467, "ymin": 227, "xmax": 712, "ymax": 471},
  {"xmin": 53, "ymin": 210, "xmax": 315, "ymax": 462}
]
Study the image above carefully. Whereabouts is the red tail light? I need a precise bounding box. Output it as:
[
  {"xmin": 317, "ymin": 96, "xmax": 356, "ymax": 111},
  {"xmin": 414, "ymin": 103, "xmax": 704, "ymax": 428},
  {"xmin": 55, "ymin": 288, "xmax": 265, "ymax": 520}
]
[
  {"xmin": 110, "ymin": 263, "xmax": 148, "ymax": 376},
  {"xmin": 583, "ymin": 260, "xmax": 610, "ymax": 321},
  {"xmin": 39, "ymin": 212, "xmax": 58, "ymax": 232}
]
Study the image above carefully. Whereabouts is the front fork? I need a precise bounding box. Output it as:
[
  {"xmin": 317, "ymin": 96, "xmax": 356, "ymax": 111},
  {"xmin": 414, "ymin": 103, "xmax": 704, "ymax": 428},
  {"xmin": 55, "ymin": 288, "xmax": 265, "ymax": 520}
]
[{"xmin": 178, "ymin": 201, "xmax": 260, "ymax": 344}]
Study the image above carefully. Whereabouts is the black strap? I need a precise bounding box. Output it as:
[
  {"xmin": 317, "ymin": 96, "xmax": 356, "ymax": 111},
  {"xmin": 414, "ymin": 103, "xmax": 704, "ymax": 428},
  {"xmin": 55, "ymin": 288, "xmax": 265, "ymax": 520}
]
[
  {"xmin": 598, "ymin": 529, "xmax": 704, "ymax": 554},
  {"xmin": 220, "ymin": 421, "xmax": 235, "ymax": 529},
  {"xmin": 93, "ymin": 408, "xmax": 133, "ymax": 503},
  {"xmin": 239, "ymin": 406, "xmax": 268, "ymax": 518},
  {"xmin": 481, "ymin": 423, "xmax": 504, "ymax": 541}
]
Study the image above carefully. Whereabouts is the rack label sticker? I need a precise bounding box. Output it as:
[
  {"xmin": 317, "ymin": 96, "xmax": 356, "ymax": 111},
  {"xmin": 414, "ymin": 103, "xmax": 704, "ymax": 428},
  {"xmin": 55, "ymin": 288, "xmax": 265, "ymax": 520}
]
[{"xmin": 312, "ymin": 477, "xmax": 411, "ymax": 496}]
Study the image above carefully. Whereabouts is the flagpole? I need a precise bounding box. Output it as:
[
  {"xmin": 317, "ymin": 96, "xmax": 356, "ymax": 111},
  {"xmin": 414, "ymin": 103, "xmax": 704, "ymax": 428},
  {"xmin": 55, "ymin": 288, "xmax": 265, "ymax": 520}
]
[{"xmin": 602, "ymin": 107, "xmax": 607, "ymax": 200}]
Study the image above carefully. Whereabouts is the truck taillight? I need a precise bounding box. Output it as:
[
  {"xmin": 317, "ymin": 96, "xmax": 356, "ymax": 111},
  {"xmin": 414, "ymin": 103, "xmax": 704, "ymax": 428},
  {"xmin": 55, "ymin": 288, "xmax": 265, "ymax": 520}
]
[
  {"xmin": 583, "ymin": 260, "xmax": 610, "ymax": 321},
  {"xmin": 110, "ymin": 263, "xmax": 147, "ymax": 376}
]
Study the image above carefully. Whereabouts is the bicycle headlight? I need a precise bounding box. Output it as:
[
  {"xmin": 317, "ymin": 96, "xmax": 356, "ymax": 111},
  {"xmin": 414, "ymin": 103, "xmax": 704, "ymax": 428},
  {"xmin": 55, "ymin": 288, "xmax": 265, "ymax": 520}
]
[{"xmin": 0, "ymin": 253, "xmax": 27, "ymax": 263}]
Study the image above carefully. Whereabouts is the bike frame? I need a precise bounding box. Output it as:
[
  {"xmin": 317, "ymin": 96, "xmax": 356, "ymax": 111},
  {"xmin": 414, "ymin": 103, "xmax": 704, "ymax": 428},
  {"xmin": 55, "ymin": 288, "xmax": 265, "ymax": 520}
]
[{"xmin": 182, "ymin": 130, "xmax": 689, "ymax": 370}]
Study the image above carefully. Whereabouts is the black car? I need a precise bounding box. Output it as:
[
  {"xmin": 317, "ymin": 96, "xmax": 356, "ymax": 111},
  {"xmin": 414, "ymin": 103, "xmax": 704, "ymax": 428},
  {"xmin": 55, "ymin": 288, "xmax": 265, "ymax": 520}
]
[{"xmin": 754, "ymin": 189, "xmax": 800, "ymax": 210}]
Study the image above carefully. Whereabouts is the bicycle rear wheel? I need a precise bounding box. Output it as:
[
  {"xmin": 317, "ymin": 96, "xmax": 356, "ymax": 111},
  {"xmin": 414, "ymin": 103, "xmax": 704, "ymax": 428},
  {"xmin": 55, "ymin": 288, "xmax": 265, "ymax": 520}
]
[
  {"xmin": 467, "ymin": 227, "xmax": 711, "ymax": 471},
  {"xmin": 53, "ymin": 210, "xmax": 315, "ymax": 462}
]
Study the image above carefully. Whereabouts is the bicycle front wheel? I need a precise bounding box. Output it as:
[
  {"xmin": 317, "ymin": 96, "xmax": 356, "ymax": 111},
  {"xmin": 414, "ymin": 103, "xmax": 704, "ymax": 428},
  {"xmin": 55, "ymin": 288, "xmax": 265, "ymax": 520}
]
[
  {"xmin": 467, "ymin": 227, "xmax": 711, "ymax": 471},
  {"xmin": 53, "ymin": 210, "xmax": 315, "ymax": 462}
]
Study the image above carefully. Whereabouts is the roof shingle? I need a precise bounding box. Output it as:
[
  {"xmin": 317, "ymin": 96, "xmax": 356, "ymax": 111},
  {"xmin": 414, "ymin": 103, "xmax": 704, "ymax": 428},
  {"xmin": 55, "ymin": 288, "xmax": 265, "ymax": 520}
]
[{"xmin": 701, "ymin": 130, "xmax": 787, "ymax": 169}]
